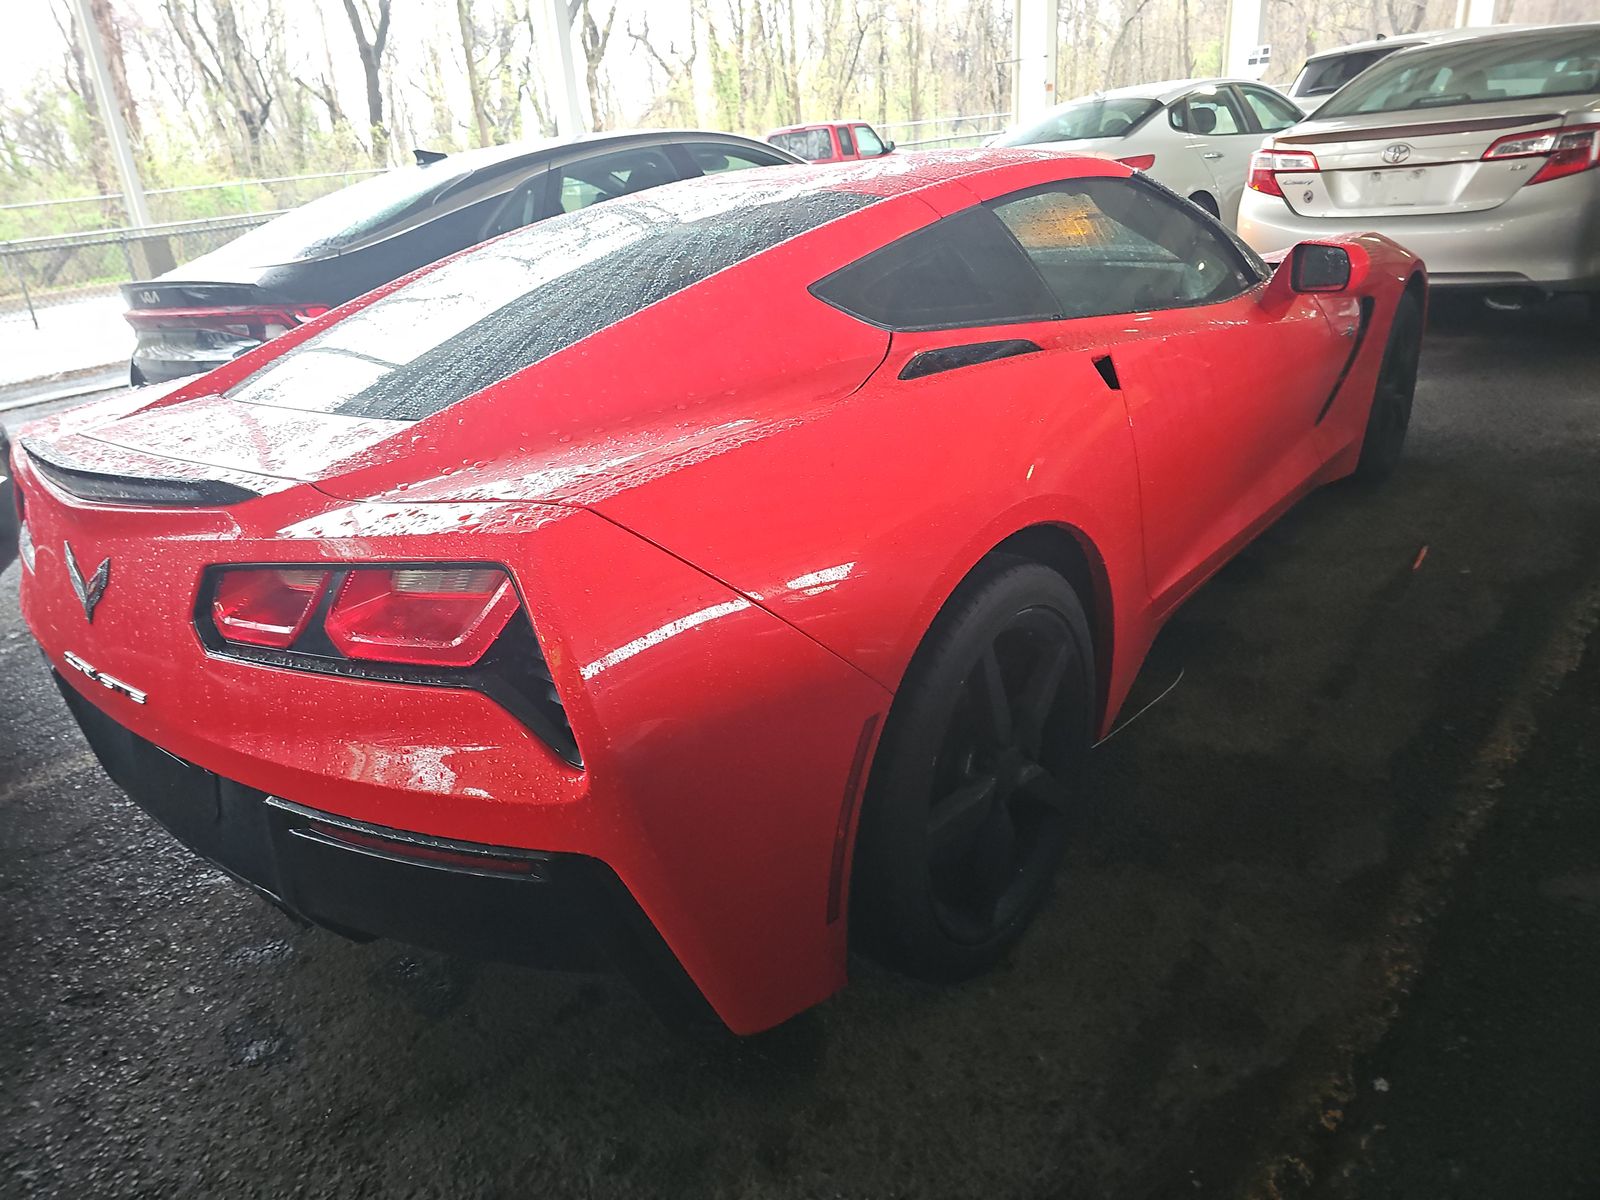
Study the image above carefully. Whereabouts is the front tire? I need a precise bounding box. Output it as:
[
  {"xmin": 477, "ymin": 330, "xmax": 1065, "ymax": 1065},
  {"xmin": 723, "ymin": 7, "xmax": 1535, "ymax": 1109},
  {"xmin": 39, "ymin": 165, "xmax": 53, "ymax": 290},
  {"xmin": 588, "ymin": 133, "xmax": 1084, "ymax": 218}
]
[
  {"xmin": 852, "ymin": 561, "xmax": 1094, "ymax": 980},
  {"xmin": 1354, "ymin": 293, "xmax": 1422, "ymax": 483}
]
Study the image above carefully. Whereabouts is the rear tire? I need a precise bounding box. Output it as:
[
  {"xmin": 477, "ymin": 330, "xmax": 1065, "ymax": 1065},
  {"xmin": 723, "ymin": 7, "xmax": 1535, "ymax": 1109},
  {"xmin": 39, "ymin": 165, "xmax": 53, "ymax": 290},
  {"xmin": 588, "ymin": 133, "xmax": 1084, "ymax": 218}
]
[
  {"xmin": 1355, "ymin": 293, "xmax": 1422, "ymax": 483},
  {"xmin": 852, "ymin": 560, "xmax": 1094, "ymax": 980}
]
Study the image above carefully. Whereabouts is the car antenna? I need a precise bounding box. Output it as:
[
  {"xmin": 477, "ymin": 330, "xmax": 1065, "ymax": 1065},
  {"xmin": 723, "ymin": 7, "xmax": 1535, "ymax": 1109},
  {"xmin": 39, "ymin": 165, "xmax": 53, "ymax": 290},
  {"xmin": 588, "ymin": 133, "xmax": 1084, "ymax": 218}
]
[{"xmin": 413, "ymin": 148, "xmax": 449, "ymax": 166}]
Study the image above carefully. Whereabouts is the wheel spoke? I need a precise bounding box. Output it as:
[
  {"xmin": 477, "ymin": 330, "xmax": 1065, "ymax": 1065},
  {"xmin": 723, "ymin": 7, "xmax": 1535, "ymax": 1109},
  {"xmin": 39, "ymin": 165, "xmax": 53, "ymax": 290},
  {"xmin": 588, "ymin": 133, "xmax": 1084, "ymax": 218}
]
[
  {"xmin": 971, "ymin": 797, "xmax": 1018, "ymax": 900},
  {"xmin": 1014, "ymin": 761, "xmax": 1069, "ymax": 813},
  {"xmin": 972, "ymin": 646, "xmax": 1013, "ymax": 747},
  {"xmin": 928, "ymin": 774, "xmax": 999, "ymax": 861},
  {"xmin": 1016, "ymin": 641, "xmax": 1071, "ymax": 756}
]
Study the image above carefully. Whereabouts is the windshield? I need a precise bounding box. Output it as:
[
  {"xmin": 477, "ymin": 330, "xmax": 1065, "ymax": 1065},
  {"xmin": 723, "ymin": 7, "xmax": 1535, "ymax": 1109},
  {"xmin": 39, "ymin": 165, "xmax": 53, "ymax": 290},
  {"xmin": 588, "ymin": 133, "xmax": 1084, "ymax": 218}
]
[
  {"xmin": 209, "ymin": 161, "xmax": 480, "ymax": 265},
  {"xmin": 1316, "ymin": 30, "xmax": 1600, "ymax": 117},
  {"xmin": 994, "ymin": 97, "xmax": 1162, "ymax": 146},
  {"xmin": 1292, "ymin": 47, "xmax": 1399, "ymax": 97},
  {"xmin": 769, "ymin": 129, "xmax": 836, "ymax": 160}
]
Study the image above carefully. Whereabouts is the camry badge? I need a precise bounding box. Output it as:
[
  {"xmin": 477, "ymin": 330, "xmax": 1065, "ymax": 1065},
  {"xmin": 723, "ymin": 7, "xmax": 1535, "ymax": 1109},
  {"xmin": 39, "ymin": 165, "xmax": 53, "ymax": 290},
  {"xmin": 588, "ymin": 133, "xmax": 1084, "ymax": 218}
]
[
  {"xmin": 64, "ymin": 541, "xmax": 111, "ymax": 623},
  {"xmin": 1381, "ymin": 143, "xmax": 1412, "ymax": 165}
]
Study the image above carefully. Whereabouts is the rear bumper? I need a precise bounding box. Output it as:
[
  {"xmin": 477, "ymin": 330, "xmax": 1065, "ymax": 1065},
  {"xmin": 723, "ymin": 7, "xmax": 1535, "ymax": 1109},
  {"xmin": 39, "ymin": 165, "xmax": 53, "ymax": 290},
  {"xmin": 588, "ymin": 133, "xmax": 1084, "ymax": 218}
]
[
  {"xmin": 130, "ymin": 350, "xmax": 231, "ymax": 386},
  {"xmin": 56, "ymin": 674, "xmax": 719, "ymax": 1027},
  {"xmin": 1237, "ymin": 174, "xmax": 1600, "ymax": 292}
]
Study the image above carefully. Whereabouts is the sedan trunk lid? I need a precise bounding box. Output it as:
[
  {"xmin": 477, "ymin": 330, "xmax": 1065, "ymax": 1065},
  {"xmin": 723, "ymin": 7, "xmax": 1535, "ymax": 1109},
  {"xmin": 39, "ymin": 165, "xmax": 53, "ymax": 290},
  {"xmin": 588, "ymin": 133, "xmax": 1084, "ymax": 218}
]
[{"xmin": 1268, "ymin": 98, "xmax": 1584, "ymax": 218}]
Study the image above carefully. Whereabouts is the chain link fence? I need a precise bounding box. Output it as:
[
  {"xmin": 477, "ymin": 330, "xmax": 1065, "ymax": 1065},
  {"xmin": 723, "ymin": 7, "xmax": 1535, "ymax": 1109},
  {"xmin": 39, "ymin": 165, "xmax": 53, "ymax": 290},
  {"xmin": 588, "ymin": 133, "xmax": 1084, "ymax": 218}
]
[
  {"xmin": 0, "ymin": 213, "xmax": 280, "ymax": 330},
  {"xmin": 879, "ymin": 112, "xmax": 1009, "ymax": 149},
  {"xmin": 0, "ymin": 168, "xmax": 385, "ymax": 242}
]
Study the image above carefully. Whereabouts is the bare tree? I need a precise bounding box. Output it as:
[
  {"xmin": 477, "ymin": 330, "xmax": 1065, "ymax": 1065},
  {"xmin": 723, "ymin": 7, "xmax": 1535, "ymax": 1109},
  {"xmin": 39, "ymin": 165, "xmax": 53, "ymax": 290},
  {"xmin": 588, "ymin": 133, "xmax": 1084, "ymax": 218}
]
[
  {"xmin": 457, "ymin": 0, "xmax": 492, "ymax": 147},
  {"xmin": 572, "ymin": 0, "xmax": 618, "ymax": 129},
  {"xmin": 89, "ymin": 0, "xmax": 142, "ymax": 144},
  {"xmin": 163, "ymin": 0, "xmax": 284, "ymax": 171},
  {"xmin": 627, "ymin": 8, "xmax": 700, "ymax": 127},
  {"xmin": 340, "ymin": 0, "xmax": 393, "ymax": 162}
]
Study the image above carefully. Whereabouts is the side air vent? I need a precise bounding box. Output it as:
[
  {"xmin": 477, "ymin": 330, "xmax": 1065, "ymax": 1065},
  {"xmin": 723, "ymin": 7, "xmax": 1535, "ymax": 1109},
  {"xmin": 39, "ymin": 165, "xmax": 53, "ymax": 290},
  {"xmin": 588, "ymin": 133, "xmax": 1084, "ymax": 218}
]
[
  {"xmin": 22, "ymin": 439, "xmax": 259, "ymax": 507},
  {"xmin": 899, "ymin": 339, "xmax": 1043, "ymax": 381},
  {"xmin": 1091, "ymin": 354, "xmax": 1121, "ymax": 390}
]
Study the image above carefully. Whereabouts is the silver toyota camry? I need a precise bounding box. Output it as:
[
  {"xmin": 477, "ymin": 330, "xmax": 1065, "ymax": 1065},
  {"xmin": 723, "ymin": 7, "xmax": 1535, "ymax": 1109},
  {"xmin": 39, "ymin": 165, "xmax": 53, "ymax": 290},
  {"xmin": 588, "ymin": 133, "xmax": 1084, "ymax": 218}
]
[{"xmin": 1238, "ymin": 23, "xmax": 1600, "ymax": 300}]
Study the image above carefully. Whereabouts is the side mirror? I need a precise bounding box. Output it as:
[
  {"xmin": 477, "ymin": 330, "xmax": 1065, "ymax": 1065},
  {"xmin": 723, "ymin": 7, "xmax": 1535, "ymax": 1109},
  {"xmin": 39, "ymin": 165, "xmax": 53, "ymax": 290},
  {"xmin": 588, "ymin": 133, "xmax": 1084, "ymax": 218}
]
[
  {"xmin": 1288, "ymin": 240, "xmax": 1369, "ymax": 293},
  {"xmin": 882, "ymin": 140, "xmax": 896, "ymax": 154}
]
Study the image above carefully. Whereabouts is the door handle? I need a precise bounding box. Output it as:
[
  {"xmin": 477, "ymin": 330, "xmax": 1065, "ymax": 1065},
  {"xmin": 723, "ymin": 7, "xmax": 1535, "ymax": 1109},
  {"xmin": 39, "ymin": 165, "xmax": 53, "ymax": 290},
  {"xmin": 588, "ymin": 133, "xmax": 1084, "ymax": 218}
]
[{"xmin": 1202, "ymin": 152, "xmax": 1223, "ymax": 160}]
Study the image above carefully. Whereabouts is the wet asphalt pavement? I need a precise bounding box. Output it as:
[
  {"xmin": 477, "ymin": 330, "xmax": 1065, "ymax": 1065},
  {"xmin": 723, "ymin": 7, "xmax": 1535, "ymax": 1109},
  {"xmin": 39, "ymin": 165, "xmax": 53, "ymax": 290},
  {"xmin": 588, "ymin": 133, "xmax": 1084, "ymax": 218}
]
[{"xmin": 3, "ymin": 298, "xmax": 1599, "ymax": 1198}]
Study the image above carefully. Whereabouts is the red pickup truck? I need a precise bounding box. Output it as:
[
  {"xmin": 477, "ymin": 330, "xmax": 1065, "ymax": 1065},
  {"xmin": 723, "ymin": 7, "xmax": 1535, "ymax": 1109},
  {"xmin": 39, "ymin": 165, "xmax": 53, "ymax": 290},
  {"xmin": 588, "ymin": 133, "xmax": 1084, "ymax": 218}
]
[{"xmin": 766, "ymin": 121, "xmax": 896, "ymax": 164}]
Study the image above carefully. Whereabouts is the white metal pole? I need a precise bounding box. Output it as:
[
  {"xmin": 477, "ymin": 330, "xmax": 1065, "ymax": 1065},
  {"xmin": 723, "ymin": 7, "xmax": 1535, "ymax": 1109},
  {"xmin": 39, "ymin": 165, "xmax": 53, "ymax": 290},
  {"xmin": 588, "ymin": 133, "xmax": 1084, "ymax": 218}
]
[
  {"xmin": 546, "ymin": 0, "xmax": 587, "ymax": 136},
  {"xmin": 1223, "ymin": 0, "xmax": 1265, "ymax": 78},
  {"xmin": 1462, "ymin": 0, "xmax": 1496, "ymax": 26},
  {"xmin": 72, "ymin": 0, "xmax": 152, "ymax": 230},
  {"xmin": 1013, "ymin": 0, "xmax": 1060, "ymax": 128}
]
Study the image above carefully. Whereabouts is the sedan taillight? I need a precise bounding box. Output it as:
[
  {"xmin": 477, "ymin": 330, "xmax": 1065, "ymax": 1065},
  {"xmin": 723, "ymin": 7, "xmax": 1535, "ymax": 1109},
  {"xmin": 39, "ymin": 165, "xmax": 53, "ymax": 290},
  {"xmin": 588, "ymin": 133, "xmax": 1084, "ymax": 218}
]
[
  {"xmin": 1116, "ymin": 153, "xmax": 1156, "ymax": 171},
  {"xmin": 1482, "ymin": 124, "xmax": 1600, "ymax": 185},
  {"xmin": 1248, "ymin": 148, "xmax": 1319, "ymax": 197},
  {"xmin": 324, "ymin": 567, "xmax": 519, "ymax": 668}
]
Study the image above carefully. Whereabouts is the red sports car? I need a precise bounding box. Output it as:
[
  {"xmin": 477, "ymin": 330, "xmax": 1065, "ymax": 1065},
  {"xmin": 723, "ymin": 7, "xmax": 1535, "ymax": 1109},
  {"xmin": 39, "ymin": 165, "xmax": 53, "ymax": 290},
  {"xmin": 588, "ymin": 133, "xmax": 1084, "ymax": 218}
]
[{"xmin": 10, "ymin": 151, "xmax": 1424, "ymax": 1035}]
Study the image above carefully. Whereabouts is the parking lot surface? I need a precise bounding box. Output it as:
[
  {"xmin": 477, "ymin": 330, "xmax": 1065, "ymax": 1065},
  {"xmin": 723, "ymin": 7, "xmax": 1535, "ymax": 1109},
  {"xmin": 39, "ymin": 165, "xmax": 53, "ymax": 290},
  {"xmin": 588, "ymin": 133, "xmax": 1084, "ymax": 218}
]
[{"xmin": 3, "ymin": 297, "xmax": 1599, "ymax": 1198}]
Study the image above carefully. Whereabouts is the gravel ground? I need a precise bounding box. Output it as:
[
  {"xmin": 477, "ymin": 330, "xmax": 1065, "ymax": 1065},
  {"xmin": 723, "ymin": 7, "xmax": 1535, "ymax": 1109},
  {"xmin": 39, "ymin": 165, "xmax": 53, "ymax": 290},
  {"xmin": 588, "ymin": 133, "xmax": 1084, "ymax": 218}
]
[{"xmin": 2, "ymin": 297, "xmax": 1599, "ymax": 1198}]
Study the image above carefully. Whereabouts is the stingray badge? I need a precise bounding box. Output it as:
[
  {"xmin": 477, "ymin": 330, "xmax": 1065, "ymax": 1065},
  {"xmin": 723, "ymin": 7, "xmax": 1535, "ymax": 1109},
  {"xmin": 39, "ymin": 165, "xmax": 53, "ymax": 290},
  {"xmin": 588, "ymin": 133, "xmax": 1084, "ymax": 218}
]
[{"xmin": 64, "ymin": 542, "xmax": 111, "ymax": 623}]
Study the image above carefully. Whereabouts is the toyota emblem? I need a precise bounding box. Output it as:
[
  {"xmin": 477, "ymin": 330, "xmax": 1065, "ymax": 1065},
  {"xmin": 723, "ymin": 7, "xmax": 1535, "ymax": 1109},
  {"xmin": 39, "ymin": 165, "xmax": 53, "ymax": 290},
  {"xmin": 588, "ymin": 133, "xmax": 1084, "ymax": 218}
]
[{"xmin": 1381, "ymin": 143, "xmax": 1412, "ymax": 165}]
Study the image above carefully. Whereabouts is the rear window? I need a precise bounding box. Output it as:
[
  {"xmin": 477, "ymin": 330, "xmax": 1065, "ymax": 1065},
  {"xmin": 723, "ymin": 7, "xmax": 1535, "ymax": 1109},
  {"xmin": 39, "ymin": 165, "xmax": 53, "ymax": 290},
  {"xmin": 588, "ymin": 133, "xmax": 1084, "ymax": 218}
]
[
  {"xmin": 994, "ymin": 98, "xmax": 1162, "ymax": 146},
  {"xmin": 769, "ymin": 128, "xmax": 836, "ymax": 161},
  {"xmin": 211, "ymin": 162, "xmax": 482, "ymax": 265},
  {"xmin": 226, "ymin": 177, "xmax": 873, "ymax": 421},
  {"xmin": 1317, "ymin": 31, "xmax": 1600, "ymax": 116},
  {"xmin": 1292, "ymin": 47, "xmax": 1399, "ymax": 98}
]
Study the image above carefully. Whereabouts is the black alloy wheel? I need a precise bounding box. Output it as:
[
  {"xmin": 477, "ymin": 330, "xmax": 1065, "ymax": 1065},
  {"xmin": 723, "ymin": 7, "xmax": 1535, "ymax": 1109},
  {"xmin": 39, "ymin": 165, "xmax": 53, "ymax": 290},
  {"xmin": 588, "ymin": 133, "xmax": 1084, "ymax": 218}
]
[
  {"xmin": 853, "ymin": 561, "xmax": 1094, "ymax": 979},
  {"xmin": 1355, "ymin": 293, "xmax": 1423, "ymax": 482}
]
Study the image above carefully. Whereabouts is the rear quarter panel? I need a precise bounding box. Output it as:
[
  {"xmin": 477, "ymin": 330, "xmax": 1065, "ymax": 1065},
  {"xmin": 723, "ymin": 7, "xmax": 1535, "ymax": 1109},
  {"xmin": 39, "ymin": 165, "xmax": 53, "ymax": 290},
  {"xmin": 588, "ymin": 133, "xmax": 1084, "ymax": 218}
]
[{"xmin": 589, "ymin": 310, "xmax": 1152, "ymax": 733}]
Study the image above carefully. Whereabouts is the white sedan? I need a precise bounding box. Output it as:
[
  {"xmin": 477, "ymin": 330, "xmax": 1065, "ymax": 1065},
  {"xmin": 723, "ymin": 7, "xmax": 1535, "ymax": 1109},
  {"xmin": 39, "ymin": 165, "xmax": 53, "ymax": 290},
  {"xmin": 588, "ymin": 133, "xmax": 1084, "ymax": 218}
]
[{"xmin": 992, "ymin": 78, "xmax": 1304, "ymax": 225}]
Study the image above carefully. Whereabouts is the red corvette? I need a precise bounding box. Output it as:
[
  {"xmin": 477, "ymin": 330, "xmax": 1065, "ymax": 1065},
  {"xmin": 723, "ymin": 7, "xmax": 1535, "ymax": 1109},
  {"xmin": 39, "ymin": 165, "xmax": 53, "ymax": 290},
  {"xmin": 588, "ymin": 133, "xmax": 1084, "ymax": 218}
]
[{"xmin": 10, "ymin": 151, "xmax": 1424, "ymax": 1034}]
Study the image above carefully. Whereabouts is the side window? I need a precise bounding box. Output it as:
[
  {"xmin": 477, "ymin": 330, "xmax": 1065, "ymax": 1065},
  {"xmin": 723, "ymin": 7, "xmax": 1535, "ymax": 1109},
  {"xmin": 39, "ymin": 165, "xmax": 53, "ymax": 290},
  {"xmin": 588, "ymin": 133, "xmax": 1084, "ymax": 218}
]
[
  {"xmin": 681, "ymin": 142, "xmax": 789, "ymax": 174},
  {"xmin": 837, "ymin": 125, "xmax": 856, "ymax": 156},
  {"xmin": 1239, "ymin": 86, "xmax": 1303, "ymax": 132},
  {"xmin": 769, "ymin": 128, "xmax": 834, "ymax": 160},
  {"xmin": 555, "ymin": 146, "xmax": 680, "ymax": 214},
  {"xmin": 989, "ymin": 178, "xmax": 1259, "ymax": 318},
  {"xmin": 1178, "ymin": 88, "xmax": 1247, "ymax": 135},
  {"xmin": 854, "ymin": 124, "xmax": 887, "ymax": 156},
  {"xmin": 811, "ymin": 206, "xmax": 1057, "ymax": 331},
  {"xmin": 485, "ymin": 171, "xmax": 550, "ymax": 237}
]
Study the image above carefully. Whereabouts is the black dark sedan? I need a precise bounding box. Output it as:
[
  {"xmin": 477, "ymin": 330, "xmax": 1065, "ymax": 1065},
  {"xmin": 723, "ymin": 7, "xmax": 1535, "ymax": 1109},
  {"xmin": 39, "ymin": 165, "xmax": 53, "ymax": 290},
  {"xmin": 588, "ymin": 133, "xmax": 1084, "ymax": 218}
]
[{"xmin": 123, "ymin": 130, "xmax": 801, "ymax": 385}]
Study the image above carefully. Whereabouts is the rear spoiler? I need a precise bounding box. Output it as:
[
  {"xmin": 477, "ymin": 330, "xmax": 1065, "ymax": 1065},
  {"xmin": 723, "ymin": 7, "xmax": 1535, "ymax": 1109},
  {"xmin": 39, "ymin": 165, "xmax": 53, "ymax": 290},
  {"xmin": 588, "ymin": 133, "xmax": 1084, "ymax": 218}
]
[{"xmin": 20, "ymin": 437, "xmax": 259, "ymax": 508}]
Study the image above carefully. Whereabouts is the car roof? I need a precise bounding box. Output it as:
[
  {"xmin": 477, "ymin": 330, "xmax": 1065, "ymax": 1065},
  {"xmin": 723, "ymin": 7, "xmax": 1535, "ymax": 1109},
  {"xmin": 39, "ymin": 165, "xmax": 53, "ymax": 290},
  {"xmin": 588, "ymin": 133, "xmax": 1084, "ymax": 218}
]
[
  {"xmin": 1038, "ymin": 76, "xmax": 1284, "ymax": 110},
  {"xmin": 768, "ymin": 121, "xmax": 874, "ymax": 135},
  {"xmin": 1301, "ymin": 22, "xmax": 1579, "ymax": 63},
  {"xmin": 438, "ymin": 128, "xmax": 795, "ymax": 176}
]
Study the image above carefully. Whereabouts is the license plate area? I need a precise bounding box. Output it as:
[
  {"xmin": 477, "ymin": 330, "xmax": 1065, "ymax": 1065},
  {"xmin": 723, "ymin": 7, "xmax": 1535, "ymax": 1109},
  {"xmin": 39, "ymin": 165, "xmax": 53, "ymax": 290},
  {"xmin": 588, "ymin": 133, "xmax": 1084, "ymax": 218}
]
[{"xmin": 1364, "ymin": 167, "xmax": 1431, "ymax": 207}]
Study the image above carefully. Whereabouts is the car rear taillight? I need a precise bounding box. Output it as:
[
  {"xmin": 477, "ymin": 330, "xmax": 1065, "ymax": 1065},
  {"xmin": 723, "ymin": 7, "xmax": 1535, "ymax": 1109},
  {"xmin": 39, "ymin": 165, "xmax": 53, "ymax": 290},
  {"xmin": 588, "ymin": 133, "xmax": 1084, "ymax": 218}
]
[
  {"xmin": 1482, "ymin": 124, "xmax": 1600, "ymax": 185},
  {"xmin": 200, "ymin": 562, "xmax": 577, "ymax": 763},
  {"xmin": 1248, "ymin": 148, "xmax": 1319, "ymax": 197},
  {"xmin": 324, "ymin": 567, "xmax": 519, "ymax": 668},
  {"xmin": 1116, "ymin": 153, "xmax": 1156, "ymax": 171},
  {"xmin": 211, "ymin": 568, "xmax": 330, "ymax": 648}
]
